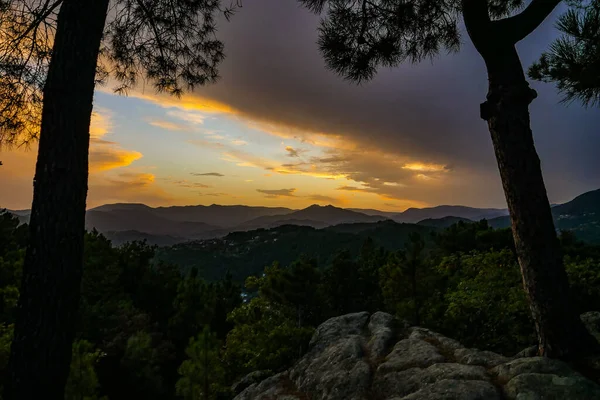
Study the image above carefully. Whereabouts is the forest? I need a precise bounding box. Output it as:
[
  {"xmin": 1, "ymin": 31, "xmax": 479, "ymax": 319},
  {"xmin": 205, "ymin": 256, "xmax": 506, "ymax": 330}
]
[{"xmin": 3, "ymin": 209, "xmax": 600, "ymax": 399}]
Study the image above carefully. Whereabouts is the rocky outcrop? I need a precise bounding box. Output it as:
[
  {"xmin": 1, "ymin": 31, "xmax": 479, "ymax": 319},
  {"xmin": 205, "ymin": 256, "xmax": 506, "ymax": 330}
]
[{"xmin": 233, "ymin": 311, "xmax": 600, "ymax": 400}]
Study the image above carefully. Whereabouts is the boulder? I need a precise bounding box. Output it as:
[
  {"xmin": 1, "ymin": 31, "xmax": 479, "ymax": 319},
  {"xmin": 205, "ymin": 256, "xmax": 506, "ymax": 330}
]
[
  {"xmin": 234, "ymin": 372, "xmax": 303, "ymax": 400},
  {"xmin": 395, "ymin": 379, "xmax": 501, "ymax": 400},
  {"xmin": 307, "ymin": 311, "xmax": 369, "ymax": 351},
  {"xmin": 233, "ymin": 311, "xmax": 600, "ymax": 400},
  {"xmin": 377, "ymin": 338, "xmax": 446, "ymax": 373},
  {"xmin": 503, "ymin": 373, "xmax": 600, "ymax": 400},
  {"xmin": 513, "ymin": 345, "xmax": 539, "ymax": 358},
  {"xmin": 454, "ymin": 348, "xmax": 508, "ymax": 368},
  {"xmin": 231, "ymin": 370, "xmax": 273, "ymax": 395},
  {"xmin": 368, "ymin": 311, "xmax": 401, "ymax": 359},
  {"xmin": 490, "ymin": 357, "xmax": 577, "ymax": 382},
  {"xmin": 581, "ymin": 311, "xmax": 600, "ymax": 343},
  {"xmin": 373, "ymin": 363, "xmax": 489, "ymax": 398},
  {"xmin": 290, "ymin": 335, "xmax": 371, "ymax": 400}
]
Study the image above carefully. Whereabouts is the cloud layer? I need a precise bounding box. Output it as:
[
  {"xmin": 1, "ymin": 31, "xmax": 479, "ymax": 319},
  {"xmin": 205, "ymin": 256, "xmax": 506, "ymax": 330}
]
[{"xmin": 190, "ymin": 0, "xmax": 600, "ymax": 206}]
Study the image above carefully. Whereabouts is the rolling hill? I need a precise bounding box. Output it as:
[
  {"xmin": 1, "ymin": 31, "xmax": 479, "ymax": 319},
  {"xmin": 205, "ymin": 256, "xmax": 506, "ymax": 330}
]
[
  {"xmin": 417, "ymin": 216, "xmax": 473, "ymax": 228},
  {"xmin": 85, "ymin": 209, "xmax": 220, "ymax": 239},
  {"xmin": 488, "ymin": 189, "xmax": 600, "ymax": 243},
  {"xmin": 156, "ymin": 221, "xmax": 435, "ymax": 282},
  {"xmin": 151, "ymin": 204, "xmax": 294, "ymax": 227},
  {"xmin": 237, "ymin": 204, "xmax": 388, "ymax": 230},
  {"xmin": 6, "ymin": 187, "xmax": 600, "ymax": 245}
]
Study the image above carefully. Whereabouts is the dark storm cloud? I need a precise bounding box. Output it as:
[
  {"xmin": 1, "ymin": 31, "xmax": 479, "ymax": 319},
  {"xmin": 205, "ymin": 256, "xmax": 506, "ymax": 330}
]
[{"xmin": 200, "ymin": 1, "xmax": 600, "ymax": 206}]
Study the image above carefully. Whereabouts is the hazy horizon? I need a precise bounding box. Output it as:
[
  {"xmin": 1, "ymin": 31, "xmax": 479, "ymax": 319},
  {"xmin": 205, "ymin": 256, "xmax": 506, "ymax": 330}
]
[{"xmin": 5, "ymin": 198, "xmax": 529, "ymax": 214}]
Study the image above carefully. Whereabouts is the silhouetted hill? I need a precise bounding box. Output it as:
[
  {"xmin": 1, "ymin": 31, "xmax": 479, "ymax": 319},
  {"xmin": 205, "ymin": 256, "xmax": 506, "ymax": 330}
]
[
  {"xmin": 85, "ymin": 209, "xmax": 220, "ymax": 239},
  {"xmin": 156, "ymin": 220, "xmax": 435, "ymax": 282},
  {"xmin": 92, "ymin": 203, "xmax": 294, "ymax": 227},
  {"xmin": 417, "ymin": 216, "xmax": 473, "ymax": 228},
  {"xmin": 152, "ymin": 204, "xmax": 294, "ymax": 227},
  {"xmin": 394, "ymin": 205, "xmax": 507, "ymax": 223},
  {"xmin": 552, "ymin": 188, "xmax": 600, "ymax": 216},
  {"xmin": 92, "ymin": 203, "xmax": 154, "ymax": 212},
  {"xmin": 347, "ymin": 208, "xmax": 399, "ymax": 218},
  {"xmin": 488, "ymin": 189, "xmax": 600, "ymax": 243},
  {"xmin": 238, "ymin": 204, "xmax": 387, "ymax": 230},
  {"xmin": 6, "ymin": 209, "xmax": 31, "ymax": 225}
]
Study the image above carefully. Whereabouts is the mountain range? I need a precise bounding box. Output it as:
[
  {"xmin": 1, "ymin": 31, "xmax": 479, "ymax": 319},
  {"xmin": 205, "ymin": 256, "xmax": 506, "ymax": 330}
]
[
  {"xmin": 488, "ymin": 188, "xmax": 600, "ymax": 243},
  {"xmin": 5, "ymin": 188, "xmax": 600, "ymax": 245}
]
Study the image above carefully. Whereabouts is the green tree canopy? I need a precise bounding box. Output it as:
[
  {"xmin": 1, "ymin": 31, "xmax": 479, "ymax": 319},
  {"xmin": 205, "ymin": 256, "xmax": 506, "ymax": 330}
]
[
  {"xmin": 176, "ymin": 327, "xmax": 227, "ymax": 400},
  {"xmin": 65, "ymin": 340, "xmax": 104, "ymax": 400}
]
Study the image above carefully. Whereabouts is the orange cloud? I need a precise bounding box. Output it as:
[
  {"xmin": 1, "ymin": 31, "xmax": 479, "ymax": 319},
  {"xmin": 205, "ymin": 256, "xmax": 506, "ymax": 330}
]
[
  {"xmin": 89, "ymin": 107, "xmax": 146, "ymax": 173},
  {"xmin": 89, "ymin": 147, "xmax": 143, "ymax": 173},
  {"xmin": 402, "ymin": 162, "xmax": 449, "ymax": 172},
  {"xmin": 110, "ymin": 171, "xmax": 155, "ymax": 186},
  {"xmin": 257, "ymin": 188, "xmax": 296, "ymax": 198},
  {"xmin": 99, "ymin": 86, "xmax": 236, "ymax": 115},
  {"xmin": 109, "ymin": 86, "xmax": 364, "ymax": 156},
  {"xmin": 337, "ymin": 185, "xmax": 370, "ymax": 192},
  {"xmin": 90, "ymin": 108, "xmax": 113, "ymax": 139},
  {"xmin": 148, "ymin": 119, "xmax": 189, "ymax": 131}
]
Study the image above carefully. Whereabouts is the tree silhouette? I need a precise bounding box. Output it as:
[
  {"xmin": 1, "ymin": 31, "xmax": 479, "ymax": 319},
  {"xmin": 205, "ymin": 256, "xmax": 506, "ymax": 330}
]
[
  {"xmin": 529, "ymin": 0, "xmax": 600, "ymax": 107},
  {"xmin": 299, "ymin": 0, "xmax": 598, "ymax": 359},
  {"xmin": 0, "ymin": 0, "xmax": 238, "ymax": 398}
]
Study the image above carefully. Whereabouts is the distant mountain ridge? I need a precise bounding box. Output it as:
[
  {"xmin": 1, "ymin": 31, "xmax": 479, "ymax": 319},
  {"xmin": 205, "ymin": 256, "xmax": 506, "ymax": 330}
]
[
  {"xmin": 92, "ymin": 203, "xmax": 294, "ymax": 227},
  {"xmin": 395, "ymin": 205, "xmax": 507, "ymax": 223},
  {"xmin": 5, "ymin": 187, "xmax": 600, "ymax": 244},
  {"xmin": 237, "ymin": 204, "xmax": 387, "ymax": 230}
]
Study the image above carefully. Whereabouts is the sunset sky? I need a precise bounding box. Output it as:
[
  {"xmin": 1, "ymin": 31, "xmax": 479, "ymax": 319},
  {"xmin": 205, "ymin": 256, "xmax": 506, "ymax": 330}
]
[{"xmin": 1, "ymin": 1, "xmax": 599, "ymax": 211}]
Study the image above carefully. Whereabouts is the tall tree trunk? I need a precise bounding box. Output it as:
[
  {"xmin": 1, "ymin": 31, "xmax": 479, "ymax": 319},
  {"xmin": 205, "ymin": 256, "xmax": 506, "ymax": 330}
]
[
  {"xmin": 480, "ymin": 45, "xmax": 598, "ymax": 359},
  {"xmin": 5, "ymin": 1, "xmax": 109, "ymax": 399}
]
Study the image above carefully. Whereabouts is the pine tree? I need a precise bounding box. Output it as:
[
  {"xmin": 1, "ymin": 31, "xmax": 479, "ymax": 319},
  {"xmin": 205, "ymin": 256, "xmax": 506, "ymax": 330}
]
[
  {"xmin": 0, "ymin": 1, "xmax": 238, "ymax": 398},
  {"xmin": 299, "ymin": 0, "xmax": 599, "ymax": 359},
  {"xmin": 176, "ymin": 327, "xmax": 226, "ymax": 400},
  {"xmin": 529, "ymin": 0, "xmax": 600, "ymax": 107}
]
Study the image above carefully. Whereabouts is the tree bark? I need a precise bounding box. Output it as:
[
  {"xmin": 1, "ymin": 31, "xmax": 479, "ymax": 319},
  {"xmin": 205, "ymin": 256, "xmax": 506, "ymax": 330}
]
[
  {"xmin": 5, "ymin": 1, "xmax": 109, "ymax": 399},
  {"xmin": 479, "ymin": 44, "xmax": 598, "ymax": 359}
]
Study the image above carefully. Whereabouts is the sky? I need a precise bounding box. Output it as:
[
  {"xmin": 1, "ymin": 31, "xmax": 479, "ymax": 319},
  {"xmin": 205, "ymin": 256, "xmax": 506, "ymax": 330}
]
[{"xmin": 1, "ymin": 0, "xmax": 599, "ymax": 212}]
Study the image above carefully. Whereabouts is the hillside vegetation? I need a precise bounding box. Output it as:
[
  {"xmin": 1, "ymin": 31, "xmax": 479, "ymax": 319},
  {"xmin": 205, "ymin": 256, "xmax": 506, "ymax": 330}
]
[{"xmin": 155, "ymin": 221, "xmax": 434, "ymax": 282}]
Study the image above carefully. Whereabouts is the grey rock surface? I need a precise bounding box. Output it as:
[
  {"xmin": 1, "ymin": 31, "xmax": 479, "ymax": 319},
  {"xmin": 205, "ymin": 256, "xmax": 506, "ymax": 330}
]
[
  {"xmin": 233, "ymin": 312, "xmax": 600, "ymax": 400},
  {"xmin": 231, "ymin": 370, "xmax": 273, "ymax": 395},
  {"xmin": 582, "ymin": 311, "xmax": 600, "ymax": 343}
]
